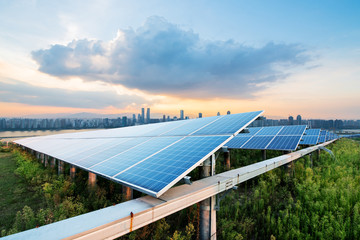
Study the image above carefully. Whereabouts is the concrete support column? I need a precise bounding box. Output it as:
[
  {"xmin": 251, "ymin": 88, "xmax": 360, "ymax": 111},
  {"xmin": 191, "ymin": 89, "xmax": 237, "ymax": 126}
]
[
  {"xmin": 309, "ymin": 153, "xmax": 313, "ymax": 168},
  {"xmin": 317, "ymin": 149, "xmax": 321, "ymax": 160},
  {"xmin": 224, "ymin": 149, "xmax": 231, "ymax": 170},
  {"xmin": 122, "ymin": 186, "xmax": 133, "ymax": 201},
  {"xmin": 70, "ymin": 165, "xmax": 76, "ymax": 179},
  {"xmin": 44, "ymin": 155, "xmax": 48, "ymax": 167},
  {"xmin": 262, "ymin": 150, "xmax": 267, "ymax": 161},
  {"xmin": 200, "ymin": 154, "xmax": 216, "ymax": 240},
  {"xmin": 41, "ymin": 153, "xmax": 45, "ymax": 164},
  {"xmin": 58, "ymin": 160, "xmax": 64, "ymax": 175},
  {"xmin": 88, "ymin": 172, "xmax": 97, "ymax": 188},
  {"xmin": 50, "ymin": 157, "xmax": 56, "ymax": 168}
]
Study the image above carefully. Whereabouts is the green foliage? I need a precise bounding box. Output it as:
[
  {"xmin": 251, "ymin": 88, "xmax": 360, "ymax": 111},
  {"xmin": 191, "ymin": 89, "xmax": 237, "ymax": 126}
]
[{"xmin": 216, "ymin": 138, "xmax": 360, "ymax": 239}]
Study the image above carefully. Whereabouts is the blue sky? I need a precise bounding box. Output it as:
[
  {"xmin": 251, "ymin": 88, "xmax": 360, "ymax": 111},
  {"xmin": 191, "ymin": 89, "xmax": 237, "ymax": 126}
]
[{"xmin": 0, "ymin": 0, "xmax": 359, "ymax": 119}]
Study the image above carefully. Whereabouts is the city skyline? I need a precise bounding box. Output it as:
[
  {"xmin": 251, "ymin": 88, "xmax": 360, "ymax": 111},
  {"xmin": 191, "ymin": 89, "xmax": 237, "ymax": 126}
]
[{"xmin": 1, "ymin": 1, "xmax": 360, "ymax": 119}]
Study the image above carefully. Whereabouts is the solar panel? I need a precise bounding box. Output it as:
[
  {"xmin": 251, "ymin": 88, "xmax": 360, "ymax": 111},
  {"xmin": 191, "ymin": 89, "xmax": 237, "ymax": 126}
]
[
  {"xmin": 318, "ymin": 130, "xmax": 327, "ymax": 143},
  {"xmin": 225, "ymin": 136, "xmax": 251, "ymax": 149},
  {"xmin": 267, "ymin": 136, "xmax": 302, "ymax": 151},
  {"xmin": 242, "ymin": 136, "xmax": 274, "ymax": 149},
  {"xmin": 226, "ymin": 125, "xmax": 307, "ymax": 151},
  {"xmin": 15, "ymin": 110, "xmax": 263, "ymax": 197},
  {"xmin": 300, "ymin": 129, "xmax": 321, "ymax": 145}
]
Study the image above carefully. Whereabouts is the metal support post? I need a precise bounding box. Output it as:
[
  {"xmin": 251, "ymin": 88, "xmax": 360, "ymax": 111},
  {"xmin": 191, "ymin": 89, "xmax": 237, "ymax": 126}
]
[
  {"xmin": 88, "ymin": 172, "xmax": 97, "ymax": 188},
  {"xmin": 309, "ymin": 153, "xmax": 313, "ymax": 168},
  {"xmin": 200, "ymin": 154, "xmax": 216, "ymax": 240},
  {"xmin": 70, "ymin": 165, "xmax": 76, "ymax": 179},
  {"xmin": 44, "ymin": 155, "xmax": 48, "ymax": 167},
  {"xmin": 223, "ymin": 148, "xmax": 231, "ymax": 170},
  {"xmin": 262, "ymin": 150, "xmax": 266, "ymax": 160},
  {"xmin": 58, "ymin": 160, "xmax": 64, "ymax": 175},
  {"xmin": 122, "ymin": 186, "xmax": 133, "ymax": 201},
  {"xmin": 50, "ymin": 157, "xmax": 56, "ymax": 168}
]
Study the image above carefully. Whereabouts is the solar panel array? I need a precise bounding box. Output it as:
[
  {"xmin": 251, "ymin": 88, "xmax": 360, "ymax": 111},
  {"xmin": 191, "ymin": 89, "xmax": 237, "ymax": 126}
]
[
  {"xmin": 15, "ymin": 111, "xmax": 263, "ymax": 197},
  {"xmin": 300, "ymin": 129, "xmax": 321, "ymax": 145},
  {"xmin": 318, "ymin": 130, "xmax": 327, "ymax": 143},
  {"xmin": 226, "ymin": 125, "xmax": 307, "ymax": 151}
]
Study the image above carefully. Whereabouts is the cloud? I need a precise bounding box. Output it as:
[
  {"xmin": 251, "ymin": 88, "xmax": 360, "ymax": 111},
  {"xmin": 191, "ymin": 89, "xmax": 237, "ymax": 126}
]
[
  {"xmin": 32, "ymin": 16, "xmax": 310, "ymax": 98},
  {"xmin": 0, "ymin": 79, "xmax": 146, "ymax": 108}
]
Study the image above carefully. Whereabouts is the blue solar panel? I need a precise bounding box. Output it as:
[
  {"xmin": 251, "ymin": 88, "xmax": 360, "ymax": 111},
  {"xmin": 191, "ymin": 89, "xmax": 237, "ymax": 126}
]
[
  {"xmin": 161, "ymin": 116, "xmax": 218, "ymax": 136},
  {"xmin": 301, "ymin": 135, "xmax": 319, "ymax": 145},
  {"xmin": 299, "ymin": 129, "xmax": 320, "ymax": 145},
  {"xmin": 318, "ymin": 130, "xmax": 327, "ymax": 143},
  {"xmin": 242, "ymin": 136, "xmax": 274, "ymax": 149},
  {"xmin": 114, "ymin": 136, "xmax": 229, "ymax": 195},
  {"xmin": 255, "ymin": 126, "xmax": 282, "ymax": 136},
  {"xmin": 225, "ymin": 136, "xmax": 251, "ymax": 148},
  {"xmin": 305, "ymin": 129, "xmax": 320, "ymax": 136},
  {"xmin": 89, "ymin": 137, "xmax": 183, "ymax": 176},
  {"xmin": 227, "ymin": 125, "xmax": 306, "ymax": 151},
  {"xmin": 278, "ymin": 125, "xmax": 306, "ymax": 135},
  {"xmin": 14, "ymin": 110, "xmax": 263, "ymax": 197},
  {"xmin": 193, "ymin": 111, "xmax": 262, "ymax": 135},
  {"xmin": 267, "ymin": 136, "xmax": 302, "ymax": 151}
]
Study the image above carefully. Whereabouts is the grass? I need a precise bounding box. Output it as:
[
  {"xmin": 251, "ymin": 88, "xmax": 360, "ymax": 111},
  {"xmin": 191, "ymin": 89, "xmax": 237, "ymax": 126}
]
[{"xmin": 0, "ymin": 149, "xmax": 45, "ymax": 232}]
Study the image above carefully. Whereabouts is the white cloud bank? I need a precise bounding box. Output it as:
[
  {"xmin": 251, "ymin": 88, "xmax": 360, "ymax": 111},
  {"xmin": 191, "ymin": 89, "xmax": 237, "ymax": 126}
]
[{"xmin": 32, "ymin": 16, "xmax": 310, "ymax": 99}]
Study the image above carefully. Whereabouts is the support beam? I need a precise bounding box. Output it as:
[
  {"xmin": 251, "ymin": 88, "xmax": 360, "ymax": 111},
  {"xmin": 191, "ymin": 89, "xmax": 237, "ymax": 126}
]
[
  {"xmin": 224, "ymin": 149, "xmax": 231, "ymax": 170},
  {"xmin": 309, "ymin": 153, "xmax": 313, "ymax": 168},
  {"xmin": 44, "ymin": 155, "xmax": 48, "ymax": 168},
  {"xmin": 122, "ymin": 186, "xmax": 133, "ymax": 201},
  {"xmin": 88, "ymin": 172, "xmax": 97, "ymax": 188},
  {"xmin": 70, "ymin": 165, "xmax": 76, "ymax": 179},
  {"xmin": 262, "ymin": 150, "xmax": 267, "ymax": 160},
  {"xmin": 58, "ymin": 160, "xmax": 64, "ymax": 175},
  {"xmin": 50, "ymin": 157, "xmax": 56, "ymax": 168},
  {"xmin": 200, "ymin": 154, "xmax": 216, "ymax": 240}
]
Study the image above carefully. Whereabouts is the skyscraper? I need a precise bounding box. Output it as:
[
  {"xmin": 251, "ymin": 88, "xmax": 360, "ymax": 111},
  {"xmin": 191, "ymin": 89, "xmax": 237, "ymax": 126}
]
[
  {"xmin": 296, "ymin": 115, "xmax": 302, "ymax": 125},
  {"xmin": 199, "ymin": 113, "xmax": 202, "ymax": 118},
  {"xmin": 141, "ymin": 108, "xmax": 145, "ymax": 124},
  {"xmin": 146, "ymin": 108, "xmax": 150, "ymax": 123},
  {"xmin": 180, "ymin": 110, "xmax": 184, "ymax": 120},
  {"xmin": 227, "ymin": 111, "xmax": 231, "ymax": 115},
  {"xmin": 288, "ymin": 116, "xmax": 294, "ymax": 125},
  {"xmin": 217, "ymin": 112, "xmax": 220, "ymax": 116}
]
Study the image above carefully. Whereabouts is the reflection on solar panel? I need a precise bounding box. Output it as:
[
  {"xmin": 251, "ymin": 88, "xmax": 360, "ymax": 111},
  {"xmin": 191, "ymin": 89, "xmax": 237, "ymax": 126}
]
[
  {"xmin": 226, "ymin": 125, "xmax": 307, "ymax": 151},
  {"xmin": 300, "ymin": 129, "xmax": 321, "ymax": 145},
  {"xmin": 15, "ymin": 110, "xmax": 263, "ymax": 197}
]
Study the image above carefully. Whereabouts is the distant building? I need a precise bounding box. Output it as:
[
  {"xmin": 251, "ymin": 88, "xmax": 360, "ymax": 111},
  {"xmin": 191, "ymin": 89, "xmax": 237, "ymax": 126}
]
[
  {"xmin": 227, "ymin": 111, "xmax": 231, "ymax": 115},
  {"xmin": 296, "ymin": 115, "xmax": 302, "ymax": 125},
  {"xmin": 185, "ymin": 116, "xmax": 189, "ymax": 120},
  {"xmin": 163, "ymin": 115, "xmax": 166, "ymax": 122},
  {"xmin": 180, "ymin": 110, "xmax": 184, "ymax": 120},
  {"xmin": 199, "ymin": 113, "xmax": 202, "ymax": 118},
  {"xmin": 132, "ymin": 114, "xmax": 136, "ymax": 124},
  {"xmin": 217, "ymin": 112, "xmax": 220, "ymax": 116},
  {"xmin": 137, "ymin": 114, "xmax": 141, "ymax": 123},
  {"xmin": 146, "ymin": 108, "xmax": 150, "ymax": 123},
  {"xmin": 288, "ymin": 116, "xmax": 294, "ymax": 125},
  {"xmin": 141, "ymin": 108, "xmax": 145, "ymax": 123},
  {"xmin": 122, "ymin": 116, "xmax": 128, "ymax": 127}
]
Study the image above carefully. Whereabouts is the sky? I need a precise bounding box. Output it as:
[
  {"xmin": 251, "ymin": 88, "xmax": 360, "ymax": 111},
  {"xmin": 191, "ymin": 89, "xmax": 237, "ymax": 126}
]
[{"xmin": 0, "ymin": 0, "xmax": 359, "ymax": 119}]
